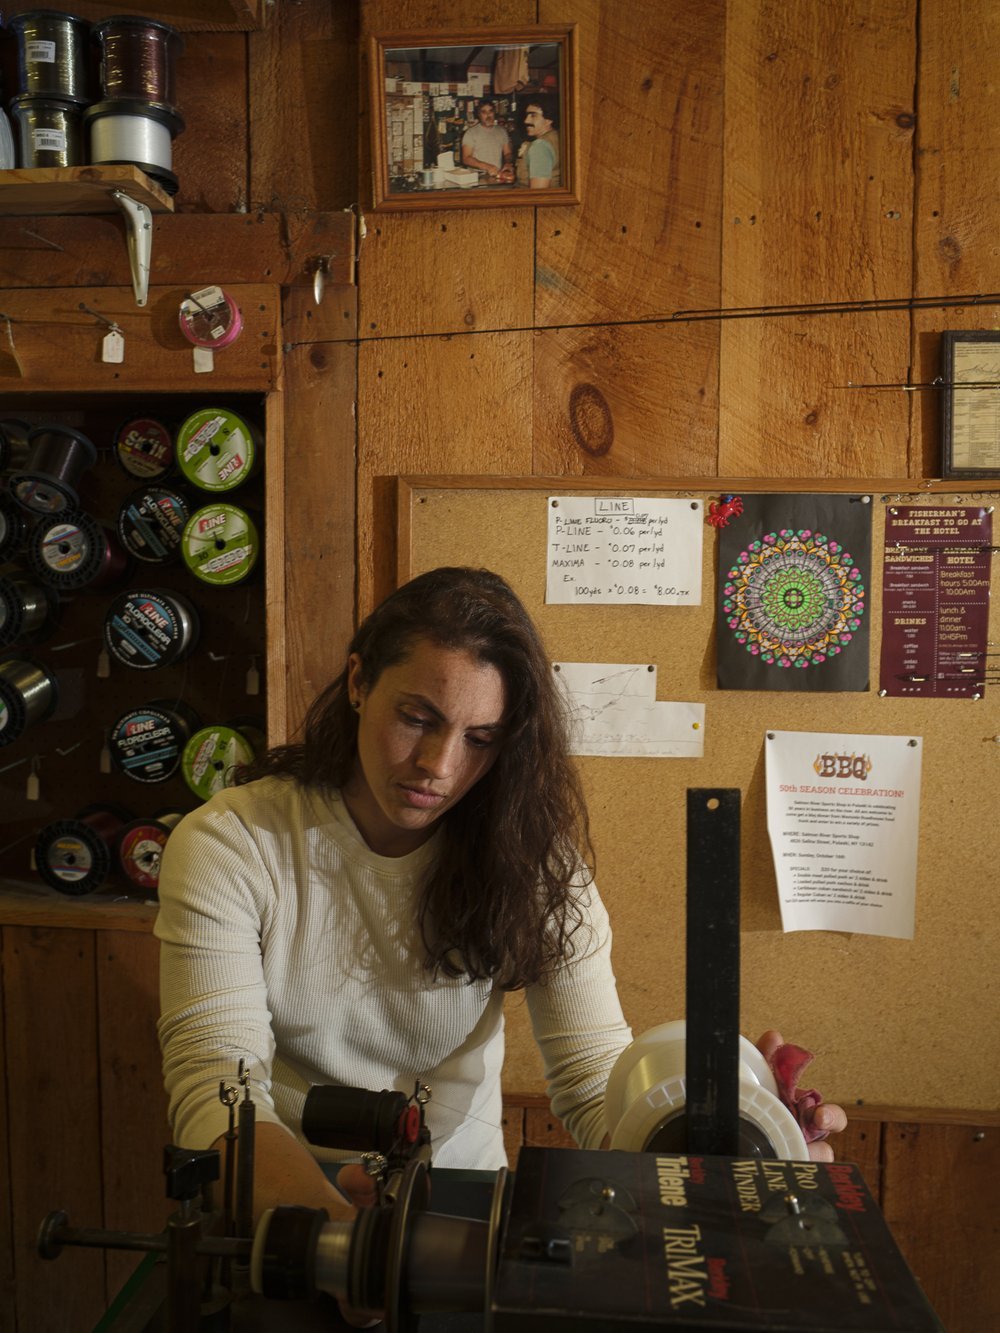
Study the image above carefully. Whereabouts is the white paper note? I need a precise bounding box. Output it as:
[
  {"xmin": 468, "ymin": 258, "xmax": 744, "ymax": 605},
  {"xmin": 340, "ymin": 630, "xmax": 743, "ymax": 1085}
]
[
  {"xmin": 765, "ymin": 729, "xmax": 922, "ymax": 938},
  {"xmin": 554, "ymin": 662, "xmax": 705, "ymax": 758},
  {"xmin": 546, "ymin": 496, "xmax": 703, "ymax": 605}
]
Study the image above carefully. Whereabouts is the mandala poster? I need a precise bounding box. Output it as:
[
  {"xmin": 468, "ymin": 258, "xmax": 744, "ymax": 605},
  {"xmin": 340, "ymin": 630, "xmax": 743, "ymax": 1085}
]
[{"xmin": 716, "ymin": 493, "xmax": 871, "ymax": 692}]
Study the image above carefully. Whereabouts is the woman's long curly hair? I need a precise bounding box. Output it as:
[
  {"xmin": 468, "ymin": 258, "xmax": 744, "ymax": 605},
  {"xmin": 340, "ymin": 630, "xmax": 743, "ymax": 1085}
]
[{"xmin": 239, "ymin": 567, "xmax": 593, "ymax": 990}]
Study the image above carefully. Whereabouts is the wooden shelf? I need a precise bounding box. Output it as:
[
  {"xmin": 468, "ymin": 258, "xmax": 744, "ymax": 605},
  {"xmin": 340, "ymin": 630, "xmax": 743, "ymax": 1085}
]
[
  {"xmin": 0, "ymin": 878, "xmax": 157, "ymax": 932},
  {"xmin": 0, "ymin": 166, "xmax": 175, "ymax": 216},
  {"xmin": 1, "ymin": 1, "xmax": 261, "ymax": 31}
]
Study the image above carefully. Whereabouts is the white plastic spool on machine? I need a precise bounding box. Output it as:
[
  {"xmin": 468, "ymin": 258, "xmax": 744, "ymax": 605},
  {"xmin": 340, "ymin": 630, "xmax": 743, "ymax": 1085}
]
[{"xmin": 603, "ymin": 1019, "xmax": 810, "ymax": 1160}]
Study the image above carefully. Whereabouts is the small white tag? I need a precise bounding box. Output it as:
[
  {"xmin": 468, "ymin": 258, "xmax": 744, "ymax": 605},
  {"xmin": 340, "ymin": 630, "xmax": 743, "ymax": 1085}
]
[
  {"xmin": 190, "ymin": 284, "xmax": 225, "ymax": 309},
  {"xmin": 26, "ymin": 770, "xmax": 40, "ymax": 801},
  {"xmin": 246, "ymin": 660, "xmax": 260, "ymax": 695},
  {"xmin": 97, "ymin": 647, "xmax": 110, "ymax": 678},
  {"xmin": 99, "ymin": 737, "xmax": 112, "ymax": 774},
  {"xmin": 29, "ymin": 848, "xmax": 37, "ymax": 871},
  {"xmin": 102, "ymin": 329, "xmax": 124, "ymax": 363},
  {"xmin": 194, "ymin": 346, "xmax": 215, "ymax": 373}
]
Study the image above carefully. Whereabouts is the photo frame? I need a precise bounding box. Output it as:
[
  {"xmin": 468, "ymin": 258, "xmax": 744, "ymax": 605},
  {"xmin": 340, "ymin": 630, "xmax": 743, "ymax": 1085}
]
[
  {"xmin": 368, "ymin": 25, "xmax": 579, "ymax": 211},
  {"xmin": 940, "ymin": 330, "xmax": 1000, "ymax": 479}
]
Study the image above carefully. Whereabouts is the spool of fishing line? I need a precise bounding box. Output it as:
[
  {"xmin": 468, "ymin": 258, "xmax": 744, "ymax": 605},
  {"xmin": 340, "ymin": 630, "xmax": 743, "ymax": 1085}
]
[
  {"xmin": 0, "ymin": 571, "xmax": 57, "ymax": 648},
  {"xmin": 10, "ymin": 95, "xmax": 84, "ymax": 167},
  {"xmin": 103, "ymin": 587, "xmax": 200, "ymax": 670},
  {"xmin": 0, "ymin": 418, "xmax": 31, "ymax": 474},
  {"xmin": 0, "ymin": 657, "xmax": 57, "ymax": 746},
  {"xmin": 117, "ymin": 485, "xmax": 189, "ymax": 565},
  {"xmin": 35, "ymin": 803, "xmax": 133, "ymax": 896},
  {"xmin": 181, "ymin": 502, "xmax": 260, "ymax": 586},
  {"xmin": 181, "ymin": 723, "xmax": 256, "ymax": 801},
  {"xmin": 10, "ymin": 11, "xmax": 90, "ymax": 104},
  {"xmin": 29, "ymin": 510, "xmax": 131, "ymax": 591},
  {"xmin": 108, "ymin": 698, "xmax": 200, "ymax": 783},
  {"xmin": 178, "ymin": 288, "xmax": 243, "ymax": 349},
  {"xmin": 114, "ymin": 417, "xmax": 175, "ymax": 480},
  {"xmin": 93, "ymin": 15, "xmax": 182, "ymax": 110},
  {"xmin": 0, "ymin": 492, "xmax": 30, "ymax": 561},
  {"xmin": 10, "ymin": 425, "xmax": 97, "ymax": 514},
  {"xmin": 175, "ymin": 408, "xmax": 260, "ymax": 492},
  {"xmin": 116, "ymin": 810, "xmax": 183, "ymax": 895},
  {"xmin": 84, "ymin": 99, "xmax": 183, "ymax": 195}
]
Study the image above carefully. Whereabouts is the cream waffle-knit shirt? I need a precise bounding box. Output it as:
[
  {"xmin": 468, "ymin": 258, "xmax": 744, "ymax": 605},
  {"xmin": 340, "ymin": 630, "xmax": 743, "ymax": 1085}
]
[{"xmin": 155, "ymin": 776, "xmax": 631, "ymax": 1168}]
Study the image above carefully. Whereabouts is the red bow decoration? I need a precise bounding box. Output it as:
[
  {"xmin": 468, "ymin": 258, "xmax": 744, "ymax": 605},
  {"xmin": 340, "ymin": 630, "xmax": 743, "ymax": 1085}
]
[{"xmin": 767, "ymin": 1042, "xmax": 829, "ymax": 1143}]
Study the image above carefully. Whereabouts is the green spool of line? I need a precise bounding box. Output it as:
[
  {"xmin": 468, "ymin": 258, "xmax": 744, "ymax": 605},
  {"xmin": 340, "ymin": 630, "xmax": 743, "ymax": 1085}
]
[
  {"xmin": 180, "ymin": 502, "xmax": 260, "ymax": 586},
  {"xmin": 175, "ymin": 408, "xmax": 260, "ymax": 493},
  {"xmin": 181, "ymin": 724, "xmax": 256, "ymax": 801}
]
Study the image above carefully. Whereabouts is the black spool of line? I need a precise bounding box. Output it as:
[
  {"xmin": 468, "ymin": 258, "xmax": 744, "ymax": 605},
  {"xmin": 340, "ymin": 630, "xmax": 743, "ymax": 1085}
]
[
  {"xmin": 117, "ymin": 485, "xmax": 189, "ymax": 565},
  {"xmin": 93, "ymin": 16, "xmax": 183, "ymax": 110},
  {"xmin": 35, "ymin": 803, "xmax": 133, "ymax": 897},
  {"xmin": 10, "ymin": 11, "xmax": 90, "ymax": 104},
  {"xmin": 103, "ymin": 587, "xmax": 200, "ymax": 670},
  {"xmin": 116, "ymin": 809, "xmax": 184, "ymax": 896},
  {"xmin": 0, "ymin": 571, "xmax": 57, "ymax": 648},
  {"xmin": 0, "ymin": 491, "xmax": 30, "ymax": 561},
  {"xmin": 108, "ymin": 697, "xmax": 199, "ymax": 783},
  {"xmin": 10, "ymin": 94, "xmax": 84, "ymax": 167},
  {"xmin": 9, "ymin": 425, "xmax": 97, "ymax": 514},
  {"xmin": 29, "ymin": 510, "xmax": 131, "ymax": 591},
  {"xmin": 0, "ymin": 657, "xmax": 57, "ymax": 747}
]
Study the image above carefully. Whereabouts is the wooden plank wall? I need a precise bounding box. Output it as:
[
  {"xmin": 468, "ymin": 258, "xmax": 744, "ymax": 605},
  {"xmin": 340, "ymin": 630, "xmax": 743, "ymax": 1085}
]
[{"xmin": 1, "ymin": 1, "xmax": 998, "ymax": 1329}]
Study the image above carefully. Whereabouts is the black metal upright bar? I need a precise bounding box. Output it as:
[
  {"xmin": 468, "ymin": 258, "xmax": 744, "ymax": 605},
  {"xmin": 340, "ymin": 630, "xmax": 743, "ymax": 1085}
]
[{"xmin": 685, "ymin": 788, "xmax": 741, "ymax": 1155}]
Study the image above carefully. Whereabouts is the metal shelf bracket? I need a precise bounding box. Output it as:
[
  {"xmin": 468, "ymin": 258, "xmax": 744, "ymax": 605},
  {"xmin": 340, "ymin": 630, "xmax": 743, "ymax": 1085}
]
[{"xmin": 112, "ymin": 189, "xmax": 153, "ymax": 307}]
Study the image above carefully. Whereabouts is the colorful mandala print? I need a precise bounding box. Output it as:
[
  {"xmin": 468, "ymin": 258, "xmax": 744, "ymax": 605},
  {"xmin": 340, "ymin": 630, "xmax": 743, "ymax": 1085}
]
[{"xmin": 723, "ymin": 529, "xmax": 866, "ymax": 668}]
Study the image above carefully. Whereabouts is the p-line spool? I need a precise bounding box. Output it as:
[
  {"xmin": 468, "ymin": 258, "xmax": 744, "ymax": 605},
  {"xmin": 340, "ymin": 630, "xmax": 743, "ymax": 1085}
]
[
  {"xmin": 34, "ymin": 804, "xmax": 134, "ymax": 897},
  {"xmin": 108, "ymin": 698, "xmax": 200, "ymax": 784},
  {"xmin": 0, "ymin": 570, "xmax": 57, "ymax": 648},
  {"xmin": 114, "ymin": 417, "xmax": 175, "ymax": 481},
  {"xmin": 180, "ymin": 502, "xmax": 260, "ymax": 586},
  {"xmin": 0, "ymin": 657, "xmax": 58, "ymax": 747},
  {"xmin": 84, "ymin": 99, "xmax": 184, "ymax": 196},
  {"xmin": 117, "ymin": 485, "xmax": 189, "ymax": 565},
  {"xmin": 10, "ymin": 95, "xmax": 84, "ymax": 167},
  {"xmin": 9, "ymin": 425, "xmax": 97, "ymax": 514},
  {"xmin": 178, "ymin": 289, "xmax": 243, "ymax": 349},
  {"xmin": 103, "ymin": 587, "xmax": 200, "ymax": 671},
  {"xmin": 175, "ymin": 408, "xmax": 261, "ymax": 493},
  {"xmin": 93, "ymin": 15, "xmax": 183, "ymax": 111},
  {"xmin": 9, "ymin": 11, "xmax": 91, "ymax": 105},
  {"xmin": 181, "ymin": 724, "xmax": 257, "ymax": 801},
  {"xmin": 29, "ymin": 510, "xmax": 132, "ymax": 591},
  {"xmin": 116, "ymin": 809, "xmax": 184, "ymax": 895}
]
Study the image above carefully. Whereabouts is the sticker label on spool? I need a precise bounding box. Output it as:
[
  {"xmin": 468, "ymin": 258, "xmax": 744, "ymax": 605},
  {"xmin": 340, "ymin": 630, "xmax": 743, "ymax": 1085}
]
[
  {"xmin": 176, "ymin": 409, "xmax": 257, "ymax": 491},
  {"xmin": 116, "ymin": 418, "xmax": 174, "ymax": 479},
  {"xmin": 181, "ymin": 503, "xmax": 259, "ymax": 586},
  {"xmin": 104, "ymin": 591, "xmax": 193, "ymax": 669},
  {"xmin": 182, "ymin": 725, "xmax": 255, "ymax": 800},
  {"xmin": 118, "ymin": 487, "xmax": 188, "ymax": 563},
  {"xmin": 33, "ymin": 128, "xmax": 66, "ymax": 152},
  {"xmin": 26, "ymin": 40, "xmax": 56, "ymax": 62},
  {"xmin": 11, "ymin": 476, "xmax": 69, "ymax": 513},
  {"xmin": 0, "ymin": 698, "xmax": 8, "ymax": 734},
  {"xmin": 118, "ymin": 821, "xmax": 171, "ymax": 892},
  {"xmin": 37, "ymin": 519, "xmax": 88, "ymax": 575},
  {"xmin": 110, "ymin": 706, "xmax": 188, "ymax": 782}
]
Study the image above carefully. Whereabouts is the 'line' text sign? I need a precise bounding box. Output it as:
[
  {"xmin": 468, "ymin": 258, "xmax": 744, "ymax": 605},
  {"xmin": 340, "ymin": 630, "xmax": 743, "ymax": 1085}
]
[{"xmin": 546, "ymin": 496, "xmax": 703, "ymax": 605}]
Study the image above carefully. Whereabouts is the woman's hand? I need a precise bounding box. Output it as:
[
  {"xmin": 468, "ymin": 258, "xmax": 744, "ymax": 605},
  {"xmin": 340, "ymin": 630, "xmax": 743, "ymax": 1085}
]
[{"xmin": 756, "ymin": 1029, "xmax": 848, "ymax": 1162}]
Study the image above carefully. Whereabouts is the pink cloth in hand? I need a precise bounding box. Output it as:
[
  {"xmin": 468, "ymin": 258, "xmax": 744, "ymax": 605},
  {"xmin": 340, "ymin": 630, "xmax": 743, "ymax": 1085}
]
[{"xmin": 768, "ymin": 1042, "xmax": 829, "ymax": 1143}]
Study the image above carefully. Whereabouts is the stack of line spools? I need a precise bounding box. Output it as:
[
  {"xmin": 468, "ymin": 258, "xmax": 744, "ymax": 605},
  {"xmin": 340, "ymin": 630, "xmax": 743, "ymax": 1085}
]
[{"xmin": 4, "ymin": 10, "xmax": 183, "ymax": 194}]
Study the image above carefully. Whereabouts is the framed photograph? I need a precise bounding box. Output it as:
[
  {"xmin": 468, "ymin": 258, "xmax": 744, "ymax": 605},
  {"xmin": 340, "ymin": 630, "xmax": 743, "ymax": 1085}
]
[
  {"xmin": 368, "ymin": 25, "xmax": 579, "ymax": 211},
  {"xmin": 940, "ymin": 330, "xmax": 1000, "ymax": 479}
]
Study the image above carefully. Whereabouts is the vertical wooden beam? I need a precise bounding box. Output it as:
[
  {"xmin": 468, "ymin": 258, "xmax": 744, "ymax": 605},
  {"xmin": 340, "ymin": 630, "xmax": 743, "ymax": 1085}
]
[{"xmin": 3, "ymin": 927, "xmax": 105, "ymax": 1327}]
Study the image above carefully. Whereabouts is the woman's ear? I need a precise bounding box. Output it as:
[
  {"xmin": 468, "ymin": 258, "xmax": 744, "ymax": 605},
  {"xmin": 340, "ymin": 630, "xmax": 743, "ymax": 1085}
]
[{"xmin": 346, "ymin": 653, "xmax": 365, "ymax": 709}]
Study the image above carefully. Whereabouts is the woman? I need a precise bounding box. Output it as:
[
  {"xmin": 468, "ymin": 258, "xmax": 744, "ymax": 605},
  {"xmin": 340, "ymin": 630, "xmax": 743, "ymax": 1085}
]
[{"xmin": 156, "ymin": 567, "xmax": 844, "ymax": 1232}]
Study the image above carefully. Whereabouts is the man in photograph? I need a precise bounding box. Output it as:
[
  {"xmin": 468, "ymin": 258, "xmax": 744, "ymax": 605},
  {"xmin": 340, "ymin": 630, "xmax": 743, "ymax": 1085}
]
[{"xmin": 461, "ymin": 100, "xmax": 512, "ymax": 179}]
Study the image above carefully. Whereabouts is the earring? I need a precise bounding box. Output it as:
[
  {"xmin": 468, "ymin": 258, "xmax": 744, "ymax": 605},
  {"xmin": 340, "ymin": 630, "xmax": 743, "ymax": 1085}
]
[{"xmin": 350, "ymin": 699, "xmax": 360, "ymax": 710}]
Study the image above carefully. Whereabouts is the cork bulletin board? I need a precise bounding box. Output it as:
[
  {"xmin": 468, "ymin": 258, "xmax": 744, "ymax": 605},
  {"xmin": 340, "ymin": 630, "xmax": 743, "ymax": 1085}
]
[{"xmin": 397, "ymin": 476, "xmax": 1000, "ymax": 1112}]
